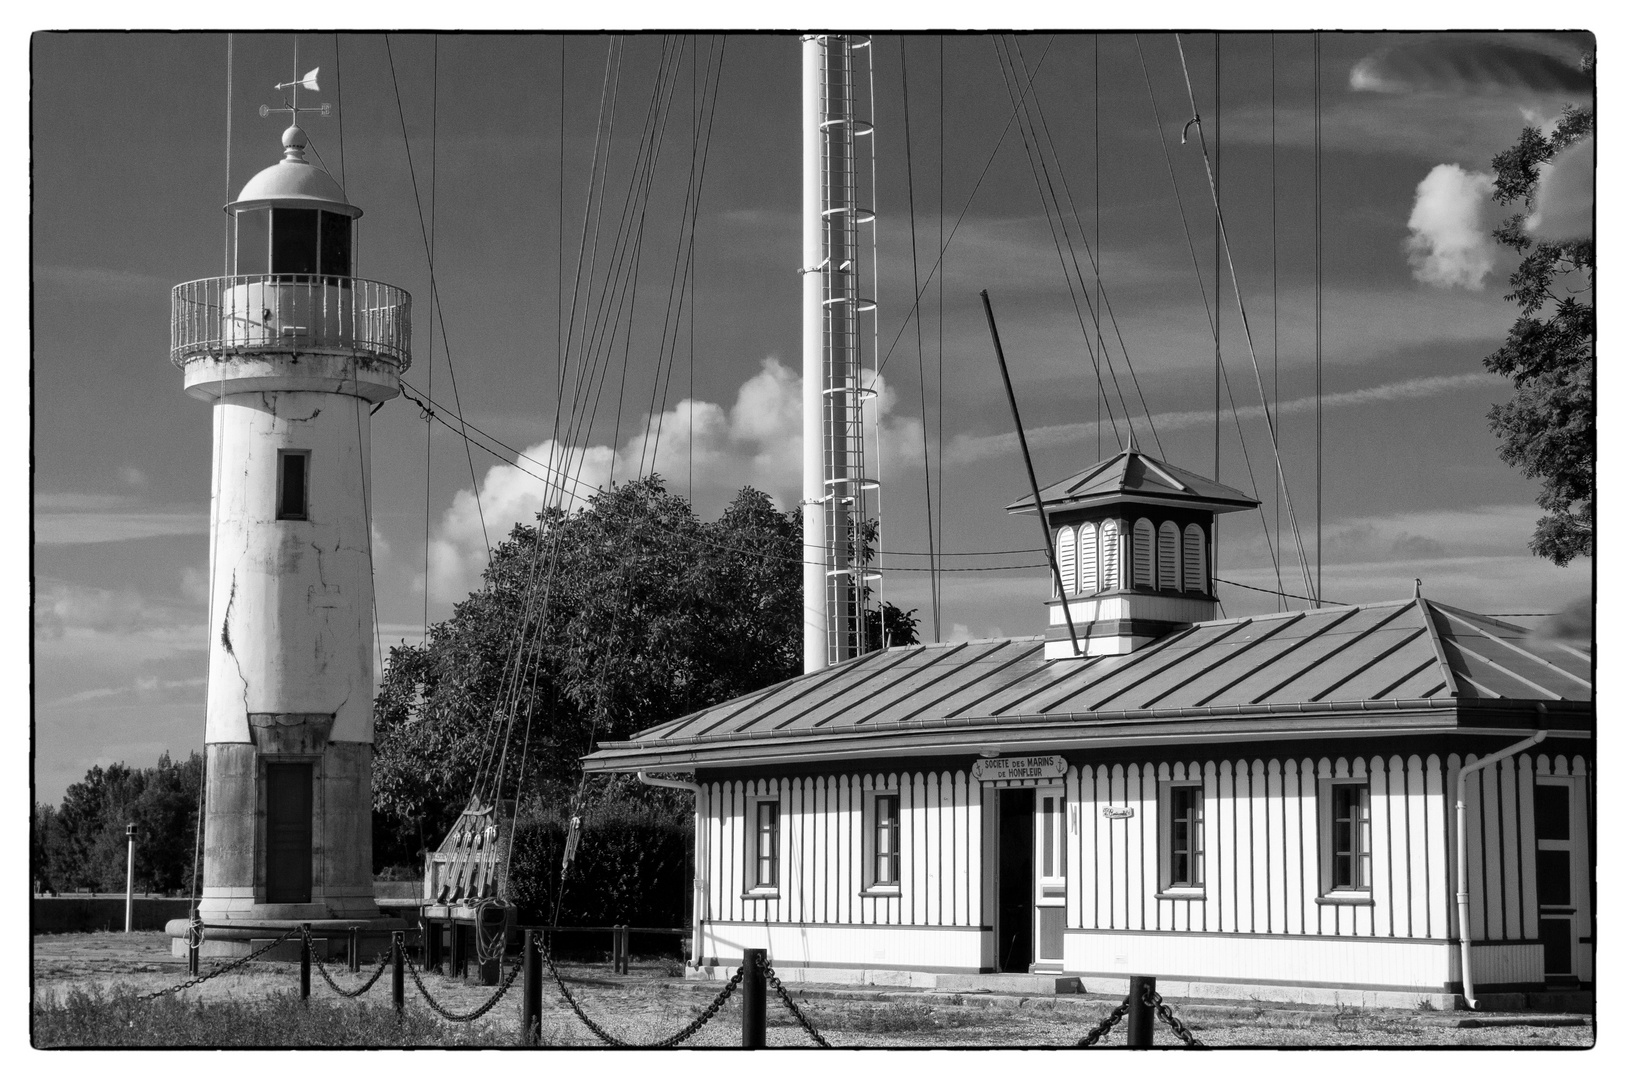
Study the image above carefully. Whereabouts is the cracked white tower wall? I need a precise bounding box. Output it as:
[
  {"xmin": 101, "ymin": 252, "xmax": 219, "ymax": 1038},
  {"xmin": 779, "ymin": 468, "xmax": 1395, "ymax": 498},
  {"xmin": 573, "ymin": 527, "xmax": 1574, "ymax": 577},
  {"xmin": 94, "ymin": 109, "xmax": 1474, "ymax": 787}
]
[{"xmin": 173, "ymin": 124, "xmax": 410, "ymax": 923}]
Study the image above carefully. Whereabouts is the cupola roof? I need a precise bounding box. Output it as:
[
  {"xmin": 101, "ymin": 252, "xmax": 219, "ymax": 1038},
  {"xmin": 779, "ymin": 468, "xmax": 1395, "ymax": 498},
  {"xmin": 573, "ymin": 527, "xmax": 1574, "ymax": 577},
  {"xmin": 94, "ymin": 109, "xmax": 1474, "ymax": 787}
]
[
  {"xmin": 226, "ymin": 125, "xmax": 362, "ymax": 218},
  {"xmin": 1007, "ymin": 445, "xmax": 1260, "ymax": 517}
]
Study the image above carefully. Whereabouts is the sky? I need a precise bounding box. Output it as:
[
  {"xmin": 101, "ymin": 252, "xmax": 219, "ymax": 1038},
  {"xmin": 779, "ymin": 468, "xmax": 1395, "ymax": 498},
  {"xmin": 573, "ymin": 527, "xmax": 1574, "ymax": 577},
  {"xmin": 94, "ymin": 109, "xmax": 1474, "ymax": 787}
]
[{"xmin": 27, "ymin": 26, "xmax": 1598, "ymax": 805}]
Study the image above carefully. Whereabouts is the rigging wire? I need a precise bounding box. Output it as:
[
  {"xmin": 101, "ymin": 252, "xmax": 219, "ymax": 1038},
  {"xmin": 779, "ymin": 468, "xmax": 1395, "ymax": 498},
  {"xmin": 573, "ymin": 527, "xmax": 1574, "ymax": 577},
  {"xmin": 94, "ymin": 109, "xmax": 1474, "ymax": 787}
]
[
  {"xmin": 383, "ymin": 34, "xmax": 492, "ymax": 579},
  {"xmin": 1007, "ymin": 37, "xmax": 1168, "ymax": 458},
  {"xmin": 1271, "ymin": 33, "xmax": 1281, "ymax": 611},
  {"xmin": 1172, "ymin": 33, "xmax": 1318, "ymax": 604},
  {"xmin": 901, "ymin": 37, "xmax": 941, "ymax": 642},
  {"xmin": 867, "ymin": 36, "xmax": 1057, "ymax": 388},
  {"xmin": 937, "ymin": 33, "xmax": 945, "ymax": 632},
  {"xmin": 422, "ymin": 36, "xmax": 437, "ymax": 635},
  {"xmin": 1314, "ymin": 32, "xmax": 1325, "ymax": 608},
  {"xmin": 990, "ymin": 36, "xmax": 1126, "ymax": 448},
  {"xmin": 1133, "ymin": 34, "xmax": 1287, "ymax": 601}
]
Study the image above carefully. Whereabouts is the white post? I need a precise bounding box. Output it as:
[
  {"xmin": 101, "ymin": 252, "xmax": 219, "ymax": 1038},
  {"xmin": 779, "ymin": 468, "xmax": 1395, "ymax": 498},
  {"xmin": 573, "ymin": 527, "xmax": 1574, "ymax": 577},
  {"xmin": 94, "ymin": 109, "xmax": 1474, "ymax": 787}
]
[
  {"xmin": 801, "ymin": 34, "xmax": 827, "ymax": 674},
  {"xmin": 124, "ymin": 823, "xmax": 136, "ymax": 933}
]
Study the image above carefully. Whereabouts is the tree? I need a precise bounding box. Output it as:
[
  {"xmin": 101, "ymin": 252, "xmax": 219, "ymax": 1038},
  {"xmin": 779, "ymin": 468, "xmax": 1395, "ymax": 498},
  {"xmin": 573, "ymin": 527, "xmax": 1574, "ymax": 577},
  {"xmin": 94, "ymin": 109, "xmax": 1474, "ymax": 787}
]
[
  {"xmin": 36, "ymin": 752, "xmax": 202, "ymax": 893},
  {"xmin": 372, "ymin": 478, "xmax": 917, "ymax": 872},
  {"xmin": 1485, "ymin": 96, "xmax": 1594, "ymax": 565}
]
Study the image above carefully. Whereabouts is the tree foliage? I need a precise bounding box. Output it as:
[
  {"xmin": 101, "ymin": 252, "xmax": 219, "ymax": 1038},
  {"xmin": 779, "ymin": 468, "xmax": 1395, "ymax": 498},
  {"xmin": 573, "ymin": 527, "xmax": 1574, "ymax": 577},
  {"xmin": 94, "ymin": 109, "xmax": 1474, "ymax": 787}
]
[
  {"xmin": 372, "ymin": 477, "xmax": 918, "ymax": 872},
  {"xmin": 34, "ymin": 752, "xmax": 203, "ymax": 894},
  {"xmin": 1485, "ymin": 99, "xmax": 1594, "ymax": 565}
]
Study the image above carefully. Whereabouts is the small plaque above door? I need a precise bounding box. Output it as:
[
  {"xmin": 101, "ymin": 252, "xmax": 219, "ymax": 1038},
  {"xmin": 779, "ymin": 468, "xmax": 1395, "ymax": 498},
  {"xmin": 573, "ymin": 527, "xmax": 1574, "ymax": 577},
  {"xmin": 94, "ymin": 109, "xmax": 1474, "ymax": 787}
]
[{"xmin": 972, "ymin": 754, "xmax": 1067, "ymax": 783}]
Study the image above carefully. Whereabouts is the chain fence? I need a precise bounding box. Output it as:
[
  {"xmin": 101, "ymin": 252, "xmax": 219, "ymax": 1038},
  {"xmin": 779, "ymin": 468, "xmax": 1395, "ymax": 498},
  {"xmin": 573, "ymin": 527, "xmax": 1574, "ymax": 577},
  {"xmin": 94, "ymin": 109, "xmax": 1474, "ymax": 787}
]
[
  {"xmin": 1074, "ymin": 998, "xmax": 1132, "ymax": 1046},
  {"xmin": 543, "ymin": 948, "xmax": 745, "ymax": 1047},
  {"xmin": 1074, "ymin": 983, "xmax": 1204, "ymax": 1048},
  {"xmin": 404, "ymin": 952, "xmax": 523, "ymax": 1023},
  {"xmin": 761, "ymin": 956, "xmax": 832, "ymax": 1047},
  {"xmin": 301, "ymin": 928, "xmax": 392, "ymax": 999},
  {"xmin": 1144, "ymin": 984, "xmax": 1204, "ymax": 1047},
  {"xmin": 139, "ymin": 926, "xmax": 301, "ymax": 1001}
]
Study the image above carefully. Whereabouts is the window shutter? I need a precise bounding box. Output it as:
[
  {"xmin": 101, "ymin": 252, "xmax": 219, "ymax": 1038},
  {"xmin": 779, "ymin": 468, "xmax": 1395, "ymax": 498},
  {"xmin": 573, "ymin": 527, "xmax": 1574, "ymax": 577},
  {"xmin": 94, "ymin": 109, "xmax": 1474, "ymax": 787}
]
[
  {"xmin": 1158, "ymin": 522, "xmax": 1180, "ymax": 590},
  {"xmin": 1133, "ymin": 519, "xmax": 1154, "ymax": 589},
  {"xmin": 1100, "ymin": 520, "xmax": 1120, "ymax": 591},
  {"xmin": 1077, "ymin": 522, "xmax": 1098, "ymax": 594},
  {"xmin": 1183, "ymin": 524, "xmax": 1206, "ymax": 593},
  {"xmin": 1056, "ymin": 525, "xmax": 1076, "ymax": 596}
]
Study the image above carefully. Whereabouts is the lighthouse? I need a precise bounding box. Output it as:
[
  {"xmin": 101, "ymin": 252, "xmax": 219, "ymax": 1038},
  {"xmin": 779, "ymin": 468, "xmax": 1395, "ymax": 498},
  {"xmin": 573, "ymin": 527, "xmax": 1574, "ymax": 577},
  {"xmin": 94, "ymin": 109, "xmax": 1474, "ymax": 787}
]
[{"xmin": 169, "ymin": 105, "xmax": 410, "ymax": 948}]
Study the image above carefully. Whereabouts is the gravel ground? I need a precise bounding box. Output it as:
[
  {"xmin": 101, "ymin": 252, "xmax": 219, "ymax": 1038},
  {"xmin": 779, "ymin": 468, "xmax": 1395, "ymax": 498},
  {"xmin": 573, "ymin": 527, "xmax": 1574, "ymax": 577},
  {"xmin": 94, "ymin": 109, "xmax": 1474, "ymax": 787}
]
[{"xmin": 32, "ymin": 931, "xmax": 1595, "ymax": 1049}]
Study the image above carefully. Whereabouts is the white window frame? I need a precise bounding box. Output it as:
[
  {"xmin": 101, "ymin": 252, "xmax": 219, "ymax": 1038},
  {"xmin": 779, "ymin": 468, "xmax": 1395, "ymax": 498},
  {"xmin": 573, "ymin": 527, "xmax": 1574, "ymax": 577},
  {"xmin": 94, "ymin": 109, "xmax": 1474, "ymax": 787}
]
[
  {"xmin": 1157, "ymin": 780, "xmax": 1205, "ymax": 897},
  {"xmin": 1157, "ymin": 521, "xmax": 1181, "ymax": 592},
  {"xmin": 1077, "ymin": 521, "xmax": 1099, "ymax": 595},
  {"xmin": 1036, "ymin": 786, "xmax": 1066, "ymax": 902},
  {"xmin": 743, "ymin": 795, "xmax": 780, "ymax": 897},
  {"xmin": 1318, "ymin": 778, "xmax": 1372, "ymax": 900},
  {"xmin": 860, "ymin": 788, "xmax": 902, "ymax": 895},
  {"xmin": 1055, "ymin": 525, "xmax": 1076, "ymax": 597}
]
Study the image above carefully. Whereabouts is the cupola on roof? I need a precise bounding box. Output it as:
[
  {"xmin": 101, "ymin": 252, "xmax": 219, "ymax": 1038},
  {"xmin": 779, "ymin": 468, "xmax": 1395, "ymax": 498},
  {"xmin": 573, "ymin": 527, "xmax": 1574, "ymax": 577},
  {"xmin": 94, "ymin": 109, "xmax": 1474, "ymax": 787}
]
[
  {"xmin": 1007, "ymin": 443, "xmax": 1259, "ymax": 517},
  {"xmin": 227, "ymin": 125, "xmax": 361, "ymax": 218}
]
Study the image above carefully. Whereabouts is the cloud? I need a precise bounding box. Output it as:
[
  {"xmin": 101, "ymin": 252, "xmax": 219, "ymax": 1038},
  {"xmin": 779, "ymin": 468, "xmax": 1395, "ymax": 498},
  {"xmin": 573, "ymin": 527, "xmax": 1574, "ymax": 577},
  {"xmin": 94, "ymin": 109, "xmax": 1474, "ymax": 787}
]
[
  {"xmin": 426, "ymin": 359, "xmax": 922, "ymax": 604},
  {"xmin": 948, "ymin": 371, "xmax": 1501, "ymax": 465},
  {"xmin": 33, "ymin": 580, "xmax": 206, "ymax": 662},
  {"xmin": 1349, "ymin": 34, "xmax": 1592, "ymax": 96},
  {"xmin": 34, "ymin": 492, "xmax": 208, "ymax": 545},
  {"xmin": 1526, "ymin": 135, "xmax": 1593, "ymax": 242},
  {"xmin": 1405, "ymin": 164, "xmax": 1498, "ymax": 290}
]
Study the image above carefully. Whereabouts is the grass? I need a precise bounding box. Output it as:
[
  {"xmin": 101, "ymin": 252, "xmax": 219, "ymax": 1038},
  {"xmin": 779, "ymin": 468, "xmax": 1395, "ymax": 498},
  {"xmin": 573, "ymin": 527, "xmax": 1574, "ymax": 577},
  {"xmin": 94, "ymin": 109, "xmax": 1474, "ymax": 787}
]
[{"xmin": 32, "ymin": 983, "xmax": 524, "ymax": 1048}]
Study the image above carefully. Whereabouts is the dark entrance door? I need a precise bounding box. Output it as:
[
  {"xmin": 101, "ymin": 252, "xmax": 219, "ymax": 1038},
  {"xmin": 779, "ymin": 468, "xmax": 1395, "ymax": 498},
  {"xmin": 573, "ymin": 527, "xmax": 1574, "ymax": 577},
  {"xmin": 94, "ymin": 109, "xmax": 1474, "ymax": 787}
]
[
  {"xmin": 1534, "ymin": 782, "xmax": 1576, "ymax": 982},
  {"xmin": 266, "ymin": 763, "xmax": 313, "ymax": 904},
  {"xmin": 996, "ymin": 788, "xmax": 1035, "ymax": 973}
]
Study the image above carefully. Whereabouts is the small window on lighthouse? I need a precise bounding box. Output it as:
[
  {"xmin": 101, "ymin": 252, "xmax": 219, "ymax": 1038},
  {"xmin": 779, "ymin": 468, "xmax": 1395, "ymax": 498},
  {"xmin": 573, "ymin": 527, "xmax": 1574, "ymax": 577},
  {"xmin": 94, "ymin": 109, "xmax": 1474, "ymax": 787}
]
[
  {"xmin": 277, "ymin": 450, "xmax": 310, "ymax": 520},
  {"xmin": 271, "ymin": 208, "xmax": 320, "ymax": 277}
]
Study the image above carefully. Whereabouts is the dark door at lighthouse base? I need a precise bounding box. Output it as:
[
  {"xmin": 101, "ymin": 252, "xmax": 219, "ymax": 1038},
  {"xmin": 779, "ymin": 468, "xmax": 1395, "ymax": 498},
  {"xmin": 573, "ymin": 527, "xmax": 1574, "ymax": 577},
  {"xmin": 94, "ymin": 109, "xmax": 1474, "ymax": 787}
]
[
  {"xmin": 266, "ymin": 763, "xmax": 313, "ymax": 904},
  {"xmin": 996, "ymin": 788, "xmax": 1035, "ymax": 973}
]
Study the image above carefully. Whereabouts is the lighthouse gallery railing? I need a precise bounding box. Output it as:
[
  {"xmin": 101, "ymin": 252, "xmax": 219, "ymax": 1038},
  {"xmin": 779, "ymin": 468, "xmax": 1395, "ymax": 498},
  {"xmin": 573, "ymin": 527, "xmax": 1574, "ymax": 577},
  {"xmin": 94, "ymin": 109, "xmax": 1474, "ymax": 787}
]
[{"xmin": 170, "ymin": 274, "xmax": 412, "ymax": 371}]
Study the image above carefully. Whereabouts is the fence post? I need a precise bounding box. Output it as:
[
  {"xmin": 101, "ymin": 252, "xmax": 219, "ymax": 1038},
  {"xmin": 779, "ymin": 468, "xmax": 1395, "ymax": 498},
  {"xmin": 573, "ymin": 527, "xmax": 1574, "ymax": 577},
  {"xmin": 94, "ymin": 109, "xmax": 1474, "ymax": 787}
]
[
  {"xmin": 348, "ymin": 926, "xmax": 360, "ymax": 973},
  {"xmin": 1126, "ymin": 975, "xmax": 1155, "ymax": 1048},
  {"xmin": 300, "ymin": 924, "xmax": 312, "ymax": 1001},
  {"xmin": 450, "ymin": 921, "xmax": 467, "ymax": 979},
  {"xmin": 187, "ymin": 923, "xmax": 200, "ymax": 976},
  {"xmin": 391, "ymin": 931, "xmax": 405, "ymax": 1016},
  {"xmin": 422, "ymin": 917, "xmax": 435, "ymax": 970},
  {"xmin": 124, "ymin": 824, "xmax": 137, "ymax": 933},
  {"xmin": 741, "ymin": 948, "xmax": 767, "ymax": 1048},
  {"xmin": 522, "ymin": 929, "xmax": 543, "ymax": 1046}
]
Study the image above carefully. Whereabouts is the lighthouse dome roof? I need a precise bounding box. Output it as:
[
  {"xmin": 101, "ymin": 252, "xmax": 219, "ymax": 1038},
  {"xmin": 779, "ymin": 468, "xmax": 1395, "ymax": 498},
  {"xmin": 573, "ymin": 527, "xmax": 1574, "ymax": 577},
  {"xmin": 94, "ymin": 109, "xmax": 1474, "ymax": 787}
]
[{"xmin": 227, "ymin": 126, "xmax": 362, "ymax": 218}]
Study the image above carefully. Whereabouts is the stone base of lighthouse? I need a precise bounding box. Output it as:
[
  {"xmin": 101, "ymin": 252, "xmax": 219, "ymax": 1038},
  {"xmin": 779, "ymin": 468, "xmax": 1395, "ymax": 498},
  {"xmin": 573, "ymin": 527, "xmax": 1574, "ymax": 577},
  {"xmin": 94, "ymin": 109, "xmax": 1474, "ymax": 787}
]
[{"xmin": 166, "ymin": 735, "xmax": 409, "ymax": 959}]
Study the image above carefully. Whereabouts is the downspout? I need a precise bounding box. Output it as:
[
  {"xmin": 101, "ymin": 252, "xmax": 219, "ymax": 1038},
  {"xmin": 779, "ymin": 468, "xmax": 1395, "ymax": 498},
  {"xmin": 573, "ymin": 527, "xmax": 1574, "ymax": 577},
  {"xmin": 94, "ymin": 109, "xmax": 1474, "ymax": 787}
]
[
  {"xmin": 637, "ymin": 771, "xmax": 704, "ymax": 969},
  {"xmin": 1454, "ymin": 729, "xmax": 1547, "ymax": 1009}
]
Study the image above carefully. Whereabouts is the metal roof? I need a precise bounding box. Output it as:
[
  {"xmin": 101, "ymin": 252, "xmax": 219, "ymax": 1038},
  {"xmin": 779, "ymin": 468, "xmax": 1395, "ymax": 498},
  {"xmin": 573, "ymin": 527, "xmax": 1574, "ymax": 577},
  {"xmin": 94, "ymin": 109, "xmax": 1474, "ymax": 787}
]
[
  {"xmin": 582, "ymin": 598, "xmax": 1592, "ymax": 772},
  {"xmin": 1006, "ymin": 446, "xmax": 1259, "ymax": 516}
]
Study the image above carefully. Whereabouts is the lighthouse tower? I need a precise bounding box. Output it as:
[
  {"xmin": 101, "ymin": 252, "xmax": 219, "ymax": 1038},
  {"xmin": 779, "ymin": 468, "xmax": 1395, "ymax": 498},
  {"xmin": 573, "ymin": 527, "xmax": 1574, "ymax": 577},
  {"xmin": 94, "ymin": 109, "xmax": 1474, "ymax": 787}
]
[{"xmin": 170, "ymin": 117, "xmax": 410, "ymax": 937}]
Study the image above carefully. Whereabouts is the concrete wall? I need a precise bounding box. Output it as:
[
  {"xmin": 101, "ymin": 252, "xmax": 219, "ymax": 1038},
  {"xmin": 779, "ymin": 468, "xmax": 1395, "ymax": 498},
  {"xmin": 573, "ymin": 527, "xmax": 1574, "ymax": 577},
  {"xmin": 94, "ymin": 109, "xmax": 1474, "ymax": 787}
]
[{"xmin": 33, "ymin": 897, "xmax": 194, "ymax": 934}]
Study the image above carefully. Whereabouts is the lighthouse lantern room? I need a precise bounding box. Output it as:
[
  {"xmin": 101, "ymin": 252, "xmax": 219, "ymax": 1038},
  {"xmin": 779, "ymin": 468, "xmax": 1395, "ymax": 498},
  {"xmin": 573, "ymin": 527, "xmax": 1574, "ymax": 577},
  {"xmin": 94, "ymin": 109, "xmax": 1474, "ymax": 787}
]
[{"xmin": 169, "ymin": 102, "xmax": 411, "ymax": 948}]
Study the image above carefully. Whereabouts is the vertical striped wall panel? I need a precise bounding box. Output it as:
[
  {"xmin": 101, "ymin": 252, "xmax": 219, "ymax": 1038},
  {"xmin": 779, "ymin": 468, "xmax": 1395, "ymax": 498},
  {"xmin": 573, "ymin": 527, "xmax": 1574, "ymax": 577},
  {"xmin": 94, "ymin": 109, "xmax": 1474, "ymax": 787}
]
[{"xmin": 696, "ymin": 749, "xmax": 1589, "ymax": 953}]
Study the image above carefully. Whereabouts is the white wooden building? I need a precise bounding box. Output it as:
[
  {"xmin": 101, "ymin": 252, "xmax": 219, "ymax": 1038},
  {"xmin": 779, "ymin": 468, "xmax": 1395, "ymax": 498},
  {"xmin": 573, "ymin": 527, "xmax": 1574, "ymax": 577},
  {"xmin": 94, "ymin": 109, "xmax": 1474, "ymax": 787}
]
[{"xmin": 582, "ymin": 448, "xmax": 1593, "ymax": 1007}]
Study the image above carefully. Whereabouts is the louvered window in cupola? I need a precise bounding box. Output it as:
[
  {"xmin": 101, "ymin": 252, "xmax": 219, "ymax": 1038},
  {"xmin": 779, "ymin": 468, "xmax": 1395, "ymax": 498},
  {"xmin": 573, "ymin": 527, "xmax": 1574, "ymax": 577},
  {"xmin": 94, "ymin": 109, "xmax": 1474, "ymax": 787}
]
[
  {"xmin": 1158, "ymin": 521, "xmax": 1180, "ymax": 591},
  {"xmin": 1077, "ymin": 521, "xmax": 1099, "ymax": 595},
  {"xmin": 1133, "ymin": 518, "xmax": 1155, "ymax": 589},
  {"xmin": 1183, "ymin": 524, "xmax": 1207, "ymax": 594},
  {"xmin": 1056, "ymin": 525, "xmax": 1076, "ymax": 596},
  {"xmin": 1100, "ymin": 520, "xmax": 1120, "ymax": 591}
]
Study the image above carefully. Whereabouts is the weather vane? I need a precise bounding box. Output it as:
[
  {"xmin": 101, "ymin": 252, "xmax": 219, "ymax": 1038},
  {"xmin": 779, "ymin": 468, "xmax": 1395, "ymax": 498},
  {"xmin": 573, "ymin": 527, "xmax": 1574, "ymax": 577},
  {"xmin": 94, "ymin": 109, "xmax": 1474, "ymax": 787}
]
[{"xmin": 260, "ymin": 45, "xmax": 330, "ymax": 125}]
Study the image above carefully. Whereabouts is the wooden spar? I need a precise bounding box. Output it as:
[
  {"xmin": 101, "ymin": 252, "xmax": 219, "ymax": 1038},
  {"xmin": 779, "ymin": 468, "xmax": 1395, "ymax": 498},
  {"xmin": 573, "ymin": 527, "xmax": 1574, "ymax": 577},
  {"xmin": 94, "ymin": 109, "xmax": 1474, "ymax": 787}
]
[{"xmin": 979, "ymin": 290, "xmax": 1082, "ymax": 657}]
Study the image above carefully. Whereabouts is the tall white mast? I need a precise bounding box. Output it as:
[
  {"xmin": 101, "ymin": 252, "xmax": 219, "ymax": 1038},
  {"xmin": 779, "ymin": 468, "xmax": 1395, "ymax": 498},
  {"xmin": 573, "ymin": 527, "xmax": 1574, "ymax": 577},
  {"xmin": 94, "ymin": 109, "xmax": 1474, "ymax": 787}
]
[{"xmin": 802, "ymin": 34, "xmax": 879, "ymax": 673}]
